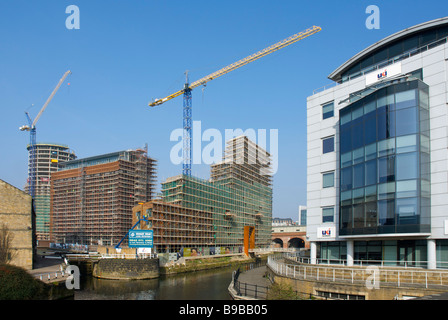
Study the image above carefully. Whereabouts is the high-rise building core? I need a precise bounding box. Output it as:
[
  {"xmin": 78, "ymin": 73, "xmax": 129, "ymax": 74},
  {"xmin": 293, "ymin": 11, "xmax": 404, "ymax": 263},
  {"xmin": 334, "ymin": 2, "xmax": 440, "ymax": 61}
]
[{"xmin": 25, "ymin": 143, "xmax": 76, "ymax": 241}]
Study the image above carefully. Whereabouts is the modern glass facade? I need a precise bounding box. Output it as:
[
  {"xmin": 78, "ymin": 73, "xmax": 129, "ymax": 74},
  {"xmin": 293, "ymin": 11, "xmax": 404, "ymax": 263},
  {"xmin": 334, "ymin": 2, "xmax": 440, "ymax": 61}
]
[
  {"xmin": 319, "ymin": 239, "xmax": 429, "ymax": 268},
  {"xmin": 339, "ymin": 25, "xmax": 448, "ymax": 82},
  {"xmin": 339, "ymin": 79, "xmax": 430, "ymax": 236}
]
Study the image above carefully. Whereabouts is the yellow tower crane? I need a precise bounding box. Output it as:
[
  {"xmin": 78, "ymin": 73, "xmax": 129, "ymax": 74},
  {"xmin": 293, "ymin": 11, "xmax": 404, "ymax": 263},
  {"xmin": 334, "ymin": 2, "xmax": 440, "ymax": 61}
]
[{"xmin": 149, "ymin": 26, "xmax": 321, "ymax": 175}]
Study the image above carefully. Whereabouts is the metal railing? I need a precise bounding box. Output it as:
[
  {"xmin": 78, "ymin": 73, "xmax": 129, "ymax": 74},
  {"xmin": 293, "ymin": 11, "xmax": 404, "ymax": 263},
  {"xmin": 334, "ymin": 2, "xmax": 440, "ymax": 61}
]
[
  {"xmin": 233, "ymin": 280, "xmax": 268, "ymax": 299},
  {"xmin": 231, "ymin": 264, "xmax": 311, "ymax": 300},
  {"xmin": 249, "ymin": 248, "xmax": 299, "ymax": 253},
  {"xmin": 268, "ymin": 256, "xmax": 448, "ymax": 289},
  {"xmin": 230, "ymin": 260, "xmax": 270, "ymax": 299},
  {"xmin": 290, "ymin": 256, "xmax": 443, "ymax": 269}
]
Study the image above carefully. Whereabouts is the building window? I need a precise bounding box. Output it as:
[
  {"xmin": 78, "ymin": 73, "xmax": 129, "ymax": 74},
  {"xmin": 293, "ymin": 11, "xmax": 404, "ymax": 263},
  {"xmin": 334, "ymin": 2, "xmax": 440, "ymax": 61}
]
[
  {"xmin": 300, "ymin": 209, "xmax": 307, "ymax": 226},
  {"xmin": 338, "ymin": 79, "xmax": 430, "ymax": 236},
  {"xmin": 378, "ymin": 156, "xmax": 395, "ymax": 183},
  {"xmin": 323, "ymin": 171, "xmax": 335, "ymax": 188},
  {"xmin": 322, "ymin": 207, "xmax": 334, "ymax": 223},
  {"xmin": 322, "ymin": 101, "xmax": 334, "ymax": 119},
  {"xmin": 323, "ymin": 136, "xmax": 335, "ymax": 154}
]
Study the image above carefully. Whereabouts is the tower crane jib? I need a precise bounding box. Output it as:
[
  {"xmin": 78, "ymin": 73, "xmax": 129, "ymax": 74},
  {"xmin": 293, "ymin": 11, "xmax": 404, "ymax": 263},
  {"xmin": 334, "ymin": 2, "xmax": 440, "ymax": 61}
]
[{"xmin": 148, "ymin": 26, "xmax": 321, "ymax": 176}]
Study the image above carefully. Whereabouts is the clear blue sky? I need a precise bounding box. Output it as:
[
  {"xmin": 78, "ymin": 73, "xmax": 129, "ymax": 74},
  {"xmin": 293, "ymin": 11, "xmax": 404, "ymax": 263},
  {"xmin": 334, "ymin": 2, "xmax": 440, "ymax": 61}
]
[{"xmin": 0, "ymin": 1, "xmax": 446, "ymax": 220}]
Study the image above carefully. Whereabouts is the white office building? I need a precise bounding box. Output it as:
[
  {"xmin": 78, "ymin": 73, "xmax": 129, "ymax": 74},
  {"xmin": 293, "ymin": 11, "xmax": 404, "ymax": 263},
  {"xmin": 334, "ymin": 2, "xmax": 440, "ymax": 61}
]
[{"xmin": 306, "ymin": 17, "xmax": 448, "ymax": 269}]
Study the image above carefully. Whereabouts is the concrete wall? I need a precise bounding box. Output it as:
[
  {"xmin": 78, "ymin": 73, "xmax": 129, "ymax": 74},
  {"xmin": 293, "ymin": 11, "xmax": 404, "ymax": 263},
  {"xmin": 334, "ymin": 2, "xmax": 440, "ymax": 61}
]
[
  {"xmin": 306, "ymin": 75, "xmax": 365, "ymax": 243},
  {"xmin": 0, "ymin": 180, "xmax": 34, "ymax": 269},
  {"xmin": 266, "ymin": 265, "xmax": 448, "ymax": 300}
]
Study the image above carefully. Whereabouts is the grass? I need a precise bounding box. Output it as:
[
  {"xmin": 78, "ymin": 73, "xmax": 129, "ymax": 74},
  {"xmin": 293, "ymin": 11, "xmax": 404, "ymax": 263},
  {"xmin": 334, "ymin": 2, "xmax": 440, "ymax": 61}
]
[{"xmin": 266, "ymin": 281, "xmax": 307, "ymax": 300}]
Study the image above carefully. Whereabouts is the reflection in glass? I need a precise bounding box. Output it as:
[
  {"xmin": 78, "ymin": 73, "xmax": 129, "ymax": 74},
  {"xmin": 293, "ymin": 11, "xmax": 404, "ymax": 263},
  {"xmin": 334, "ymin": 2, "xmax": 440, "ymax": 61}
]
[
  {"xmin": 353, "ymin": 163, "xmax": 365, "ymax": 188},
  {"xmin": 323, "ymin": 102, "xmax": 334, "ymax": 119},
  {"xmin": 322, "ymin": 207, "xmax": 334, "ymax": 223},
  {"xmin": 365, "ymin": 160, "xmax": 377, "ymax": 186},
  {"xmin": 396, "ymin": 107, "xmax": 418, "ymax": 136},
  {"xmin": 378, "ymin": 156, "xmax": 395, "ymax": 183},
  {"xmin": 323, "ymin": 136, "xmax": 334, "ymax": 154},
  {"xmin": 378, "ymin": 199, "xmax": 395, "ymax": 226},
  {"xmin": 396, "ymin": 153, "xmax": 418, "ymax": 180},
  {"xmin": 397, "ymin": 198, "xmax": 418, "ymax": 225},
  {"xmin": 323, "ymin": 172, "xmax": 335, "ymax": 188},
  {"xmin": 338, "ymin": 80, "xmax": 430, "ymax": 236},
  {"xmin": 341, "ymin": 167, "xmax": 352, "ymax": 191},
  {"xmin": 396, "ymin": 135, "xmax": 417, "ymax": 153}
]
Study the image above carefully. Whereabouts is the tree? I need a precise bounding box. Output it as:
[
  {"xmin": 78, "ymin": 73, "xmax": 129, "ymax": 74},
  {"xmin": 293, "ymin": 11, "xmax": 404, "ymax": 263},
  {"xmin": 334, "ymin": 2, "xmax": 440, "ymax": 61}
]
[{"xmin": 0, "ymin": 223, "xmax": 15, "ymax": 264}]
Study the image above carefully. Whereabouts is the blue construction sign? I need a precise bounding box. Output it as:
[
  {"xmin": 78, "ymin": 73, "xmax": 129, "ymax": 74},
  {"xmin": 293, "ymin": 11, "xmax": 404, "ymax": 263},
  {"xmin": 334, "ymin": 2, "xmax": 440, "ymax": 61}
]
[{"xmin": 128, "ymin": 230, "xmax": 153, "ymax": 248}]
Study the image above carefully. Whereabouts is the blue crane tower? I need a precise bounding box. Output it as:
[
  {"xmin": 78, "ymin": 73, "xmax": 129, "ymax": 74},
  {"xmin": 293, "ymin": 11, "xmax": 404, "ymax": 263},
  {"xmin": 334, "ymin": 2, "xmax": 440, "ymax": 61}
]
[{"xmin": 148, "ymin": 26, "xmax": 321, "ymax": 176}]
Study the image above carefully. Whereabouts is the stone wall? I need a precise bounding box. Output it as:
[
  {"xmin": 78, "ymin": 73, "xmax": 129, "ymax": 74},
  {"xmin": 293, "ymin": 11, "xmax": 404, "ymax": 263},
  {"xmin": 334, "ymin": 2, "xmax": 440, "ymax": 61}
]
[
  {"xmin": 92, "ymin": 258, "xmax": 159, "ymax": 280},
  {"xmin": 0, "ymin": 180, "xmax": 34, "ymax": 269}
]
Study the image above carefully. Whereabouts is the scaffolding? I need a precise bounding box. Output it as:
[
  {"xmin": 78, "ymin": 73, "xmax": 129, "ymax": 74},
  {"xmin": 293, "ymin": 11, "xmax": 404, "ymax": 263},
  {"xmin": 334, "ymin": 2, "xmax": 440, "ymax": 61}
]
[
  {"xmin": 133, "ymin": 201, "xmax": 214, "ymax": 254},
  {"xmin": 157, "ymin": 136, "xmax": 273, "ymax": 254},
  {"xmin": 50, "ymin": 149, "xmax": 157, "ymax": 246}
]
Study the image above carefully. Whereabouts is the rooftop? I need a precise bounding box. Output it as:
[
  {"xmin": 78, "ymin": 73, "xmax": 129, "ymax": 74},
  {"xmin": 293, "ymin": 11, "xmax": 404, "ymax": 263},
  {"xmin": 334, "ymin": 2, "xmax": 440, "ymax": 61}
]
[{"xmin": 328, "ymin": 16, "xmax": 448, "ymax": 83}]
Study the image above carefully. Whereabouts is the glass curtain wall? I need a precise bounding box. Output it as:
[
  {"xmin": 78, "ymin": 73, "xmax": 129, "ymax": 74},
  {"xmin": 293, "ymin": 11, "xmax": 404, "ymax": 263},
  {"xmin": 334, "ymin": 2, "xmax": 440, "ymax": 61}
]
[
  {"xmin": 340, "ymin": 25, "xmax": 448, "ymax": 82},
  {"xmin": 339, "ymin": 79, "xmax": 430, "ymax": 236}
]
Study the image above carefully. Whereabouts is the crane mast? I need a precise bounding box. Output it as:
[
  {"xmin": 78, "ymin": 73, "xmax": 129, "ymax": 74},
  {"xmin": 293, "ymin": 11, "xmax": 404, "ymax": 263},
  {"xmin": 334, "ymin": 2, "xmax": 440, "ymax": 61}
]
[
  {"xmin": 149, "ymin": 26, "xmax": 321, "ymax": 176},
  {"xmin": 20, "ymin": 70, "xmax": 71, "ymax": 198}
]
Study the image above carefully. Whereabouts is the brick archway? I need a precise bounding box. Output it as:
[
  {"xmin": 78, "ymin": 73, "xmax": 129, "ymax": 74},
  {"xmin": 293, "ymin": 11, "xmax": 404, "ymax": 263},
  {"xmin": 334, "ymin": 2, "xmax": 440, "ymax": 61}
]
[
  {"xmin": 271, "ymin": 231, "xmax": 308, "ymax": 249},
  {"xmin": 272, "ymin": 238, "xmax": 284, "ymax": 248}
]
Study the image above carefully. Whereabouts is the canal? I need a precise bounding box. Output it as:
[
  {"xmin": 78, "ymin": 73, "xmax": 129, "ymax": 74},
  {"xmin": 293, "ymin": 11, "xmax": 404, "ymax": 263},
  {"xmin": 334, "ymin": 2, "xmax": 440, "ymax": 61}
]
[{"xmin": 75, "ymin": 266, "xmax": 235, "ymax": 300}]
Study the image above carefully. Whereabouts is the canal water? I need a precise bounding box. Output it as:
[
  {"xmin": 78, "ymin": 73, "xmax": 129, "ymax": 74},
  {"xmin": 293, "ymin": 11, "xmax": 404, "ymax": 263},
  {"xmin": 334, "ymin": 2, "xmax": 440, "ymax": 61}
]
[{"xmin": 75, "ymin": 267, "xmax": 235, "ymax": 300}]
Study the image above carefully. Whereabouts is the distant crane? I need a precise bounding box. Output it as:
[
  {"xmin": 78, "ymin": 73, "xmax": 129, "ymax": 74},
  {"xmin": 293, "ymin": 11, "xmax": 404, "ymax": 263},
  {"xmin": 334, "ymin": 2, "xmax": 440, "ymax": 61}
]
[
  {"xmin": 149, "ymin": 26, "xmax": 321, "ymax": 176},
  {"xmin": 20, "ymin": 70, "xmax": 72, "ymax": 198}
]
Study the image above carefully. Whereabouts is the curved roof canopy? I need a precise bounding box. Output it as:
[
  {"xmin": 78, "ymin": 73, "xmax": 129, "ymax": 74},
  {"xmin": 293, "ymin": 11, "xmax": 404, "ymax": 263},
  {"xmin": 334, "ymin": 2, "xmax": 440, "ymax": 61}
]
[{"xmin": 329, "ymin": 17, "xmax": 448, "ymax": 83}]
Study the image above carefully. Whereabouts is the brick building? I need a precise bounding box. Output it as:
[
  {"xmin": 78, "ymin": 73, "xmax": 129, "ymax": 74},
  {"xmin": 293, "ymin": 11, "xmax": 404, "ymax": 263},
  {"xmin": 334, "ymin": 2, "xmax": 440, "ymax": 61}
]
[{"xmin": 50, "ymin": 148, "xmax": 157, "ymax": 246}]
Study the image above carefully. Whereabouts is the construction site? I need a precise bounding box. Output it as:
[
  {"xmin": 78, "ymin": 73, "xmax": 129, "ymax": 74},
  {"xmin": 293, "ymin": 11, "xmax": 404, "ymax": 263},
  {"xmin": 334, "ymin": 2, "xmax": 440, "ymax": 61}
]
[
  {"xmin": 129, "ymin": 27, "xmax": 321, "ymax": 255},
  {"xmin": 50, "ymin": 148, "xmax": 157, "ymax": 246},
  {"xmin": 25, "ymin": 26, "xmax": 320, "ymax": 254},
  {"xmin": 132, "ymin": 136, "xmax": 273, "ymax": 255}
]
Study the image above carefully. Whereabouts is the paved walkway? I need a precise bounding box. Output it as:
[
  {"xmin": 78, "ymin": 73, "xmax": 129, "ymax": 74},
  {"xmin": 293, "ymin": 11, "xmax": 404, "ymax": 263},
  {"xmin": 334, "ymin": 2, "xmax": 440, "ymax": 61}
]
[
  {"xmin": 237, "ymin": 266, "xmax": 270, "ymax": 287},
  {"xmin": 229, "ymin": 266, "xmax": 271, "ymax": 299}
]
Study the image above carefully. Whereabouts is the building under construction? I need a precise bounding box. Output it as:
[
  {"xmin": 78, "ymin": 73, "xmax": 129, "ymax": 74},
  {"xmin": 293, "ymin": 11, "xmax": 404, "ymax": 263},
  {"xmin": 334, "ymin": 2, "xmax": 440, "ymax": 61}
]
[
  {"xmin": 50, "ymin": 148, "xmax": 157, "ymax": 246},
  {"xmin": 24, "ymin": 142, "xmax": 76, "ymax": 242},
  {"xmin": 133, "ymin": 200, "xmax": 215, "ymax": 255},
  {"xmin": 133, "ymin": 136, "xmax": 273, "ymax": 255}
]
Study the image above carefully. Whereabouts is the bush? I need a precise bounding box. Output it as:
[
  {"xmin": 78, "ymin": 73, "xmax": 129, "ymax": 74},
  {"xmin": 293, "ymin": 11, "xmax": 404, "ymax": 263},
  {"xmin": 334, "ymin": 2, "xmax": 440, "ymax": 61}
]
[
  {"xmin": 0, "ymin": 264, "xmax": 47, "ymax": 299},
  {"xmin": 267, "ymin": 282, "xmax": 303, "ymax": 300}
]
